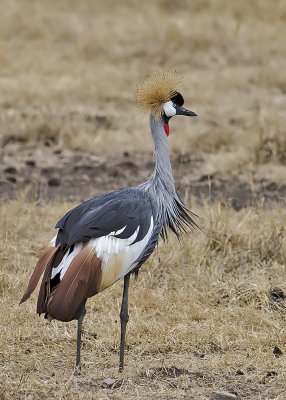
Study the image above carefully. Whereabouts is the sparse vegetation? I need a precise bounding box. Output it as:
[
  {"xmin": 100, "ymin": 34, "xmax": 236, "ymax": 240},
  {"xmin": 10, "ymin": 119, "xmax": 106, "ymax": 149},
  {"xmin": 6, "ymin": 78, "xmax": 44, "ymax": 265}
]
[
  {"xmin": 1, "ymin": 0, "xmax": 286, "ymax": 399},
  {"xmin": 1, "ymin": 200, "xmax": 286, "ymax": 399}
]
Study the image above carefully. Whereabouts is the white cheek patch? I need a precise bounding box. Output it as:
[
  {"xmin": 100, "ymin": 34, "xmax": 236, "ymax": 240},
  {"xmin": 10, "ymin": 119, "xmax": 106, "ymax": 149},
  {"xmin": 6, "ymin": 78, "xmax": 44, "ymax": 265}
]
[{"xmin": 163, "ymin": 101, "xmax": 176, "ymax": 117}]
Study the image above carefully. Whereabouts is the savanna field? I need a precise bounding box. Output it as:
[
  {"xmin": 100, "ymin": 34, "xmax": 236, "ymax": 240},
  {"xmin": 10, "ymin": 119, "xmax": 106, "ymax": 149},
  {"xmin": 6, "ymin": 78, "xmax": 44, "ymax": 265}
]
[{"xmin": 1, "ymin": 1, "xmax": 286, "ymax": 399}]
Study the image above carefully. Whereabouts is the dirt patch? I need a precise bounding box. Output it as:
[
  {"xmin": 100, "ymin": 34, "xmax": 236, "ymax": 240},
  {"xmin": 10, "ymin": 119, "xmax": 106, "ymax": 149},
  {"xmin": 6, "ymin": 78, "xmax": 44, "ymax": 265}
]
[
  {"xmin": 147, "ymin": 365, "xmax": 204, "ymax": 380},
  {"xmin": 145, "ymin": 366, "xmax": 273, "ymax": 399},
  {"xmin": 1, "ymin": 147, "xmax": 285, "ymax": 209}
]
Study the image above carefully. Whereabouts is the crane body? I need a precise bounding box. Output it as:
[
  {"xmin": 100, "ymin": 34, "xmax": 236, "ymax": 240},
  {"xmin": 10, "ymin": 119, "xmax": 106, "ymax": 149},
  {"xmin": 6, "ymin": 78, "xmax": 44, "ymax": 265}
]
[{"xmin": 20, "ymin": 72, "xmax": 198, "ymax": 370}]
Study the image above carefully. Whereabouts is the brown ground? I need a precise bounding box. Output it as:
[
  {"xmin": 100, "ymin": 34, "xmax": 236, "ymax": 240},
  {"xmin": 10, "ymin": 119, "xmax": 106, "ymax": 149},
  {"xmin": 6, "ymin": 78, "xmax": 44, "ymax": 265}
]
[
  {"xmin": 1, "ymin": 0, "xmax": 286, "ymax": 399},
  {"xmin": 1, "ymin": 145, "xmax": 286, "ymax": 209}
]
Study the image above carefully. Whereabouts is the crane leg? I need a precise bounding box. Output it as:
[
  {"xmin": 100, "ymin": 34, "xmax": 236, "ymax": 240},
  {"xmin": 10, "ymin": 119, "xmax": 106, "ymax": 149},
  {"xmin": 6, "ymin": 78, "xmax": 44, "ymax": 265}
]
[
  {"xmin": 75, "ymin": 308, "xmax": 86, "ymax": 370},
  {"xmin": 119, "ymin": 273, "xmax": 130, "ymax": 372}
]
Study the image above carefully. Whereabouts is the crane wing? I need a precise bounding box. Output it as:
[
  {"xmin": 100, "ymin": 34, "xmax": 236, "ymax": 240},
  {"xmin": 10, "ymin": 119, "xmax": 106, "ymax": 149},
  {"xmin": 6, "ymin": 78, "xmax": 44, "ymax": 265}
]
[
  {"xmin": 55, "ymin": 188, "xmax": 155, "ymax": 247},
  {"xmin": 21, "ymin": 188, "xmax": 160, "ymax": 321}
]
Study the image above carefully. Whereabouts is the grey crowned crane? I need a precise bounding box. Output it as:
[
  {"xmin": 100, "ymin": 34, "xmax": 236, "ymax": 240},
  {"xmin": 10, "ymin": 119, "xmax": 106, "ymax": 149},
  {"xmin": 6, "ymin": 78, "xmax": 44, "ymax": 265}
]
[{"xmin": 20, "ymin": 72, "xmax": 198, "ymax": 371}]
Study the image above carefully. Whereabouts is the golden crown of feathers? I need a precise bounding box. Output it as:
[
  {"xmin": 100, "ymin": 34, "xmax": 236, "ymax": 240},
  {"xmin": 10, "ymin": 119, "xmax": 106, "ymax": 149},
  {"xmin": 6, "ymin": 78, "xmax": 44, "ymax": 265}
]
[{"xmin": 135, "ymin": 71, "xmax": 181, "ymax": 120}]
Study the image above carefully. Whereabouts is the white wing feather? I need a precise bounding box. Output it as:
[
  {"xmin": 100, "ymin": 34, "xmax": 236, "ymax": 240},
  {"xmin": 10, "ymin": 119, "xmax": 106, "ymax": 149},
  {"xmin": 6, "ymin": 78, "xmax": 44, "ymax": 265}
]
[{"xmin": 50, "ymin": 217, "xmax": 154, "ymax": 291}]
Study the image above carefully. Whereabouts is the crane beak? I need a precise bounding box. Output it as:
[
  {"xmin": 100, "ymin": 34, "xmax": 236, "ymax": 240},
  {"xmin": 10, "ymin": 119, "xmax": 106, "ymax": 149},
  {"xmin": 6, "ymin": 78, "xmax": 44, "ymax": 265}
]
[{"xmin": 176, "ymin": 105, "xmax": 197, "ymax": 117}]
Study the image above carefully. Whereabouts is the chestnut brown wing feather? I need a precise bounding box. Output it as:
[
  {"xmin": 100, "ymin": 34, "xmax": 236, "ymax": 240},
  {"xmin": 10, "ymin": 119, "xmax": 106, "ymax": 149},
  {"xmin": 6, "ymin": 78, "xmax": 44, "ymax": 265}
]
[
  {"xmin": 36, "ymin": 246, "xmax": 66, "ymax": 314},
  {"xmin": 46, "ymin": 247, "xmax": 102, "ymax": 322},
  {"xmin": 20, "ymin": 246, "xmax": 59, "ymax": 304}
]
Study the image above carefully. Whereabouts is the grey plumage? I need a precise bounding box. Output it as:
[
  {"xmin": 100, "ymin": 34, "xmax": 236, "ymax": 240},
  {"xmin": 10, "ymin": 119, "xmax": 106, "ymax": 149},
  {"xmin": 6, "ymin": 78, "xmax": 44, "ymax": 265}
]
[
  {"xmin": 56, "ymin": 189, "xmax": 154, "ymax": 247},
  {"xmin": 55, "ymin": 114, "xmax": 197, "ymax": 272},
  {"xmin": 20, "ymin": 78, "xmax": 198, "ymax": 371}
]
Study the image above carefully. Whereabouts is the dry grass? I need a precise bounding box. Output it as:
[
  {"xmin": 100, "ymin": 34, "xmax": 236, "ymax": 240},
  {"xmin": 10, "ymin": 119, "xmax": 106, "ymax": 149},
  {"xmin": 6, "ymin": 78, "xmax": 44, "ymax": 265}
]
[
  {"xmin": 1, "ymin": 1, "xmax": 286, "ymax": 399},
  {"xmin": 1, "ymin": 198, "xmax": 286, "ymax": 399},
  {"xmin": 1, "ymin": 0, "xmax": 286, "ymax": 168}
]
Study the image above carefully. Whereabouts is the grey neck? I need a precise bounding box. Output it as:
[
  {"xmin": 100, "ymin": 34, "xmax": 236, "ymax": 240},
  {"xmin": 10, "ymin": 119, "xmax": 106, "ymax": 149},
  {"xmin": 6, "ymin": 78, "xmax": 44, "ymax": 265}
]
[
  {"xmin": 139, "ymin": 114, "xmax": 196, "ymax": 238},
  {"xmin": 148, "ymin": 114, "xmax": 176, "ymax": 194}
]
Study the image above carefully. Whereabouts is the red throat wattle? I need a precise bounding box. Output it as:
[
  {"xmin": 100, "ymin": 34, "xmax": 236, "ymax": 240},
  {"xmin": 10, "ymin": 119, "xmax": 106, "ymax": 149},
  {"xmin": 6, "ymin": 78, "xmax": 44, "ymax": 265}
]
[{"xmin": 164, "ymin": 123, "xmax": 169, "ymax": 137}]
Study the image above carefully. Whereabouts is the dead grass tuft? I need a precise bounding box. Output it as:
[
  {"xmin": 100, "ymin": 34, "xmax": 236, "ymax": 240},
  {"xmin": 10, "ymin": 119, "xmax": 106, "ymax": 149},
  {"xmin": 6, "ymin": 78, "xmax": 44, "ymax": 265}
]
[
  {"xmin": 190, "ymin": 129, "xmax": 234, "ymax": 154},
  {"xmin": 255, "ymin": 132, "xmax": 286, "ymax": 165},
  {"xmin": 1, "ymin": 198, "xmax": 286, "ymax": 398},
  {"xmin": 1, "ymin": 0, "xmax": 286, "ymax": 398},
  {"xmin": 205, "ymin": 204, "xmax": 286, "ymax": 270}
]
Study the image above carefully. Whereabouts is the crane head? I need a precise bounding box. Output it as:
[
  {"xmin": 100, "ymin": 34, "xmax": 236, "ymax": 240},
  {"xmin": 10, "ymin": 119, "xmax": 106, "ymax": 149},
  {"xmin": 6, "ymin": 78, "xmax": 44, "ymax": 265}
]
[
  {"xmin": 162, "ymin": 92, "xmax": 197, "ymax": 136},
  {"xmin": 163, "ymin": 92, "xmax": 197, "ymax": 118},
  {"xmin": 135, "ymin": 71, "xmax": 197, "ymax": 126}
]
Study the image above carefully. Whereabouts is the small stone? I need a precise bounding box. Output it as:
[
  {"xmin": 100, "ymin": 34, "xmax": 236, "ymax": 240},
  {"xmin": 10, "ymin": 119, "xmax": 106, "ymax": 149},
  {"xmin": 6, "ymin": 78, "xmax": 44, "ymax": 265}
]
[
  {"xmin": 273, "ymin": 346, "xmax": 283, "ymax": 358},
  {"xmin": 261, "ymin": 389, "xmax": 269, "ymax": 397},
  {"xmin": 6, "ymin": 176, "xmax": 17, "ymax": 183},
  {"xmin": 101, "ymin": 378, "xmax": 117, "ymax": 388},
  {"xmin": 199, "ymin": 174, "xmax": 213, "ymax": 182},
  {"xmin": 26, "ymin": 160, "xmax": 36, "ymax": 166},
  {"xmin": 268, "ymin": 288, "xmax": 285, "ymax": 310},
  {"xmin": 209, "ymin": 391, "xmax": 238, "ymax": 400},
  {"xmin": 266, "ymin": 182, "xmax": 277, "ymax": 191},
  {"xmin": 266, "ymin": 371, "xmax": 277, "ymax": 377},
  {"xmin": 269, "ymin": 287, "xmax": 285, "ymax": 300},
  {"xmin": 48, "ymin": 177, "xmax": 60, "ymax": 186},
  {"xmin": 194, "ymin": 350, "xmax": 205, "ymax": 358},
  {"xmin": 4, "ymin": 166, "xmax": 17, "ymax": 174},
  {"xmin": 169, "ymin": 379, "xmax": 178, "ymax": 387}
]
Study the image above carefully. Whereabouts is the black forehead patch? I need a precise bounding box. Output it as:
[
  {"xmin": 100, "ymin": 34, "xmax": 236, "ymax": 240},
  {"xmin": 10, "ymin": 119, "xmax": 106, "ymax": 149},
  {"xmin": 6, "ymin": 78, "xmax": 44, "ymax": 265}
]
[{"xmin": 171, "ymin": 92, "xmax": 184, "ymax": 106}]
